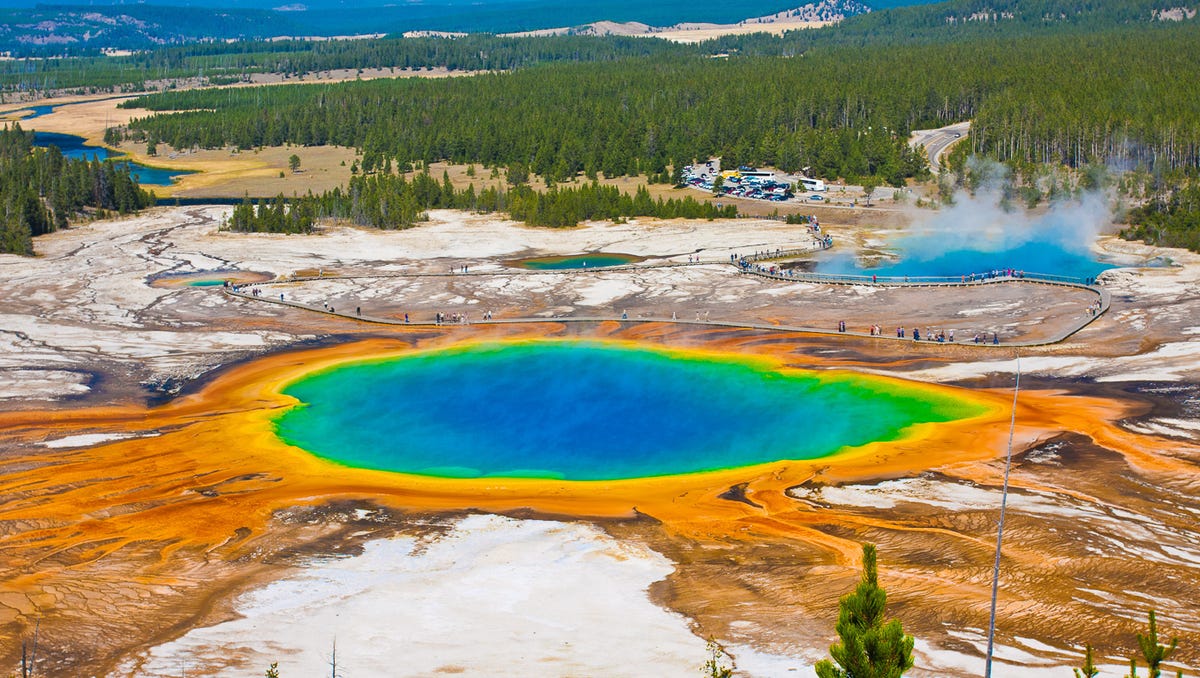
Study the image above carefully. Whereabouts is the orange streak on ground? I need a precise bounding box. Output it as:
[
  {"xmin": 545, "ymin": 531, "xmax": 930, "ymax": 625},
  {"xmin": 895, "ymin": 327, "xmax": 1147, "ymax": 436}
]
[
  {"xmin": 1, "ymin": 329, "xmax": 1005, "ymax": 562},
  {"xmin": 3, "ymin": 323, "xmax": 1189, "ymax": 668}
]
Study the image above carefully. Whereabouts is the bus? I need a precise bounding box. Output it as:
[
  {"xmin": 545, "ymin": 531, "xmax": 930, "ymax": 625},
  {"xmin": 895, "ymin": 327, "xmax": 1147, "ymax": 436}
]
[{"xmin": 799, "ymin": 177, "xmax": 827, "ymax": 192}]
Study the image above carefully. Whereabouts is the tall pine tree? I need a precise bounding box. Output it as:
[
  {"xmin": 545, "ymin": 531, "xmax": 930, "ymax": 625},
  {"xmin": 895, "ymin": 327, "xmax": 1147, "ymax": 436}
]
[{"xmin": 815, "ymin": 543, "xmax": 914, "ymax": 678}]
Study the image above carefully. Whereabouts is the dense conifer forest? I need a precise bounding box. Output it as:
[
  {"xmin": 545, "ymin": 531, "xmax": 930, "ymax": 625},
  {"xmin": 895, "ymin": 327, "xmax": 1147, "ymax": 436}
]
[
  {"xmin": 119, "ymin": 20, "xmax": 1200, "ymax": 183},
  {"xmin": 5, "ymin": 0, "xmax": 1199, "ymax": 250},
  {"xmin": 225, "ymin": 171, "xmax": 737, "ymax": 233},
  {"xmin": 1123, "ymin": 184, "xmax": 1200, "ymax": 253},
  {"xmin": 2, "ymin": 0, "xmax": 1187, "ymax": 91},
  {"xmin": 0, "ymin": 125, "xmax": 153, "ymax": 255},
  {"xmin": 0, "ymin": 35, "xmax": 692, "ymax": 93}
]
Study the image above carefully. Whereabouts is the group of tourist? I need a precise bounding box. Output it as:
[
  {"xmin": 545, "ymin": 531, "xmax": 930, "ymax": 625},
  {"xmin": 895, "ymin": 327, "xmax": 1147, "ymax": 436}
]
[
  {"xmin": 842, "ymin": 321, "xmax": 1001, "ymax": 344},
  {"xmin": 218, "ymin": 251, "xmax": 1074, "ymax": 351},
  {"xmin": 433, "ymin": 310, "xmax": 495, "ymax": 324},
  {"xmin": 435, "ymin": 311, "xmax": 469, "ymax": 324},
  {"xmin": 805, "ymin": 220, "xmax": 833, "ymax": 249},
  {"xmin": 961, "ymin": 269, "xmax": 1024, "ymax": 283},
  {"xmin": 227, "ymin": 282, "xmax": 264, "ymax": 298}
]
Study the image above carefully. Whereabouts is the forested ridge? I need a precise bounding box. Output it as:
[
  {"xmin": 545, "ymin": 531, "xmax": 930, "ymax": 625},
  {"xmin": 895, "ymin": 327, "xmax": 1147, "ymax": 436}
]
[
  {"xmin": 120, "ymin": 55, "xmax": 923, "ymax": 184},
  {"xmin": 0, "ymin": 0, "xmax": 826, "ymax": 57},
  {"xmin": 0, "ymin": 125, "xmax": 154, "ymax": 255},
  {"xmin": 712, "ymin": 0, "xmax": 1200, "ymax": 52},
  {"xmin": 0, "ymin": 35, "xmax": 692, "ymax": 93},
  {"xmin": 7, "ymin": 0, "xmax": 1199, "ymax": 249},
  {"xmin": 120, "ymin": 20, "xmax": 1200, "ymax": 185},
  {"xmin": 3, "ymin": 0, "xmax": 1192, "ymax": 92}
]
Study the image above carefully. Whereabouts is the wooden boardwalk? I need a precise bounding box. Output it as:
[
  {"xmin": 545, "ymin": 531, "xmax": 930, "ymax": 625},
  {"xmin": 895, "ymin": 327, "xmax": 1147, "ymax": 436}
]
[{"xmin": 223, "ymin": 244, "xmax": 1110, "ymax": 349}]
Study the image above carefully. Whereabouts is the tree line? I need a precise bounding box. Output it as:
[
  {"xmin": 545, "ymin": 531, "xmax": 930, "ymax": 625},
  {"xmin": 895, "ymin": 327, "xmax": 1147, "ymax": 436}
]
[
  {"xmin": 223, "ymin": 170, "xmax": 737, "ymax": 234},
  {"xmin": 5, "ymin": 0, "xmax": 1192, "ymax": 93},
  {"xmin": 119, "ymin": 53, "xmax": 933, "ymax": 186},
  {"xmin": 118, "ymin": 19, "xmax": 1200, "ymax": 189},
  {"xmin": 0, "ymin": 34, "xmax": 691, "ymax": 94},
  {"xmin": 1123, "ymin": 183, "xmax": 1200, "ymax": 253},
  {"xmin": 709, "ymin": 0, "xmax": 1198, "ymax": 55},
  {"xmin": 0, "ymin": 124, "xmax": 153, "ymax": 255}
]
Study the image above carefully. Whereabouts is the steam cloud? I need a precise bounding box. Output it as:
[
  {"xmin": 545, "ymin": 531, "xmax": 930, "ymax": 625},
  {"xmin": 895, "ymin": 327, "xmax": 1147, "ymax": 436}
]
[{"xmin": 815, "ymin": 159, "xmax": 1116, "ymax": 278}]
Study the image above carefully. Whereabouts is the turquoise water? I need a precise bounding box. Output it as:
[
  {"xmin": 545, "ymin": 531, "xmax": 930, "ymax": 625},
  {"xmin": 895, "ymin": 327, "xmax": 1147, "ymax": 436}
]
[
  {"xmin": 32, "ymin": 131, "xmax": 193, "ymax": 187},
  {"xmin": 814, "ymin": 240, "xmax": 1111, "ymax": 280},
  {"xmin": 811, "ymin": 204, "xmax": 1116, "ymax": 281},
  {"xmin": 518, "ymin": 254, "xmax": 638, "ymax": 270},
  {"xmin": 275, "ymin": 342, "xmax": 982, "ymax": 480},
  {"xmin": 148, "ymin": 269, "xmax": 250, "ymax": 287}
]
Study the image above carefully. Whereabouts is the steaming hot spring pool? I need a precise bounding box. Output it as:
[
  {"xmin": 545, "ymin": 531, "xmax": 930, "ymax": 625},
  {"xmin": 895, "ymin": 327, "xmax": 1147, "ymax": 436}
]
[
  {"xmin": 514, "ymin": 253, "xmax": 640, "ymax": 270},
  {"xmin": 148, "ymin": 270, "xmax": 273, "ymax": 288},
  {"xmin": 809, "ymin": 199, "xmax": 1119, "ymax": 280},
  {"xmin": 274, "ymin": 342, "xmax": 986, "ymax": 480}
]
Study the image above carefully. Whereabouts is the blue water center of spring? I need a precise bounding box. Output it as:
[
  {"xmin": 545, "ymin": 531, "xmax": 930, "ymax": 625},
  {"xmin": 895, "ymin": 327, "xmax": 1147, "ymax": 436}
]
[
  {"xmin": 274, "ymin": 342, "xmax": 983, "ymax": 480},
  {"xmin": 517, "ymin": 254, "xmax": 639, "ymax": 270}
]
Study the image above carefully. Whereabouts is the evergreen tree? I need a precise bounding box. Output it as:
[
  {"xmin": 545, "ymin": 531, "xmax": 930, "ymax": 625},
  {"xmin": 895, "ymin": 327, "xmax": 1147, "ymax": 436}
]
[
  {"xmin": 815, "ymin": 543, "xmax": 914, "ymax": 678},
  {"xmin": 1133, "ymin": 610, "xmax": 1178, "ymax": 678},
  {"xmin": 0, "ymin": 123, "xmax": 151, "ymax": 255},
  {"xmin": 702, "ymin": 638, "xmax": 733, "ymax": 678},
  {"xmin": 265, "ymin": 662, "xmax": 280, "ymax": 678},
  {"xmin": 861, "ymin": 176, "xmax": 880, "ymax": 207},
  {"xmin": 1075, "ymin": 644, "xmax": 1099, "ymax": 678}
]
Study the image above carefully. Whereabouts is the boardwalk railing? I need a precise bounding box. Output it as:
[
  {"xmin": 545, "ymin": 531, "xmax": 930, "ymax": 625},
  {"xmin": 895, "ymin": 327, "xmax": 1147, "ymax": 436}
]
[
  {"xmin": 737, "ymin": 266, "xmax": 1094, "ymax": 287},
  {"xmin": 734, "ymin": 237, "xmax": 1096, "ymax": 287},
  {"xmin": 221, "ymin": 234, "xmax": 1111, "ymax": 348}
]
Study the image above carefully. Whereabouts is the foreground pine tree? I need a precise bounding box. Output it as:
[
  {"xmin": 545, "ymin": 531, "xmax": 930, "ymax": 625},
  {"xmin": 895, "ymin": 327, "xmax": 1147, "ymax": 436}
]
[
  {"xmin": 1128, "ymin": 610, "xmax": 1179, "ymax": 678},
  {"xmin": 815, "ymin": 543, "xmax": 914, "ymax": 678},
  {"xmin": 1074, "ymin": 644, "xmax": 1099, "ymax": 678},
  {"xmin": 702, "ymin": 638, "xmax": 733, "ymax": 678}
]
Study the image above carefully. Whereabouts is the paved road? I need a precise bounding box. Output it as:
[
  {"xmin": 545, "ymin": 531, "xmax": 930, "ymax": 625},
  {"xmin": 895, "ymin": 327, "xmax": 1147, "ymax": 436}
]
[{"xmin": 910, "ymin": 121, "xmax": 971, "ymax": 174}]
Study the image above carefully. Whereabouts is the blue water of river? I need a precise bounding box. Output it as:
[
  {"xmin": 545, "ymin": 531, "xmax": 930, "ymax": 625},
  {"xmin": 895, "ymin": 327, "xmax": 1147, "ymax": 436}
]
[{"xmin": 32, "ymin": 131, "xmax": 192, "ymax": 187}]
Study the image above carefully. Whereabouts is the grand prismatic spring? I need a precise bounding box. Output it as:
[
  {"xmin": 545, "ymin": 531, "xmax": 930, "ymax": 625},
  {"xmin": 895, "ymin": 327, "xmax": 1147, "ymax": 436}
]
[
  {"xmin": 3, "ymin": 207, "xmax": 1199, "ymax": 676},
  {"xmin": 274, "ymin": 341, "xmax": 988, "ymax": 480}
]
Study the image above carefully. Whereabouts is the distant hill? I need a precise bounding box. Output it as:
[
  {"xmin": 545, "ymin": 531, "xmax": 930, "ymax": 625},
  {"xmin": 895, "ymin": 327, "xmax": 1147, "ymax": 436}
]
[
  {"xmin": 703, "ymin": 0, "xmax": 1200, "ymax": 51},
  {"xmin": 835, "ymin": 0, "xmax": 1200, "ymax": 39},
  {"xmin": 0, "ymin": 1, "xmax": 874, "ymax": 56},
  {"xmin": 1, "ymin": 0, "xmax": 1190, "ymax": 56}
]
